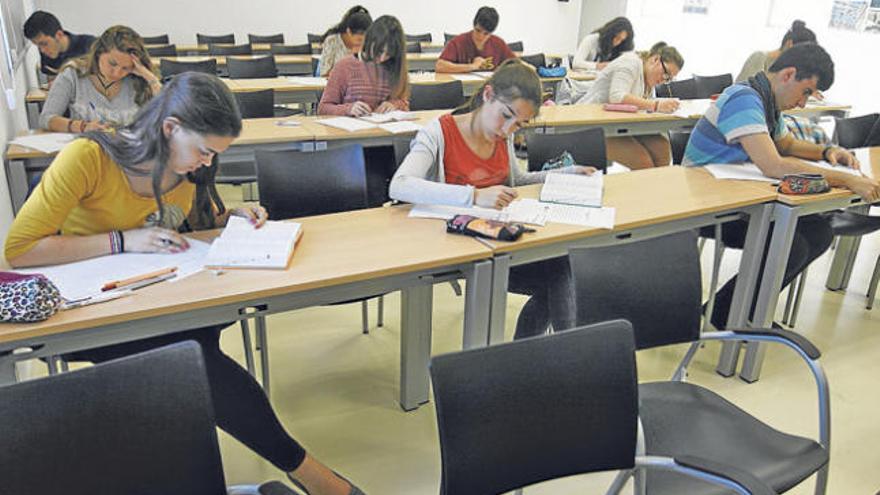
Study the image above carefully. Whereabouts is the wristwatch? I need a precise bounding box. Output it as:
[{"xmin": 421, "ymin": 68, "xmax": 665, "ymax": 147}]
[{"xmin": 821, "ymin": 145, "xmax": 835, "ymax": 162}]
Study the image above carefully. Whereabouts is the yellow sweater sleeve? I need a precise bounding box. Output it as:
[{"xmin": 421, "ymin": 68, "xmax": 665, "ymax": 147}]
[{"xmin": 4, "ymin": 139, "xmax": 102, "ymax": 261}]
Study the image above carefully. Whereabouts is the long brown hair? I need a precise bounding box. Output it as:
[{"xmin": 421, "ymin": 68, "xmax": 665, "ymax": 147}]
[
  {"xmin": 66, "ymin": 25, "xmax": 156, "ymax": 106},
  {"xmin": 454, "ymin": 59, "xmax": 542, "ymax": 115},
  {"xmin": 639, "ymin": 44, "xmax": 684, "ymax": 71},
  {"xmin": 361, "ymin": 15, "xmax": 409, "ymax": 101}
]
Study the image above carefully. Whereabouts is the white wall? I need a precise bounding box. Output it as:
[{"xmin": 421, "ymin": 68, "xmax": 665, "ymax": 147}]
[
  {"xmin": 626, "ymin": 0, "xmax": 879, "ymax": 116},
  {"xmin": 41, "ymin": 0, "xmax": 583, "ymax": 56},
  {"xmin": 578, "ymin": 0, "xmax": 628, "ymax": 44}
]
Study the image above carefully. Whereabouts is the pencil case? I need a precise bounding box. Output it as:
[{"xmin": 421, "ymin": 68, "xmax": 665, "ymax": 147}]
[
  {"xmin": 777, "ymin": 173, "xmax": 830, "ymax": 195},
  {"xmin": 603, "ymin": 103, "xmax": 639, "ymax": 113},
  {"xmin": 0, "ymin": 271, "xmax": 62, "ymax": 322},
  {"xmin": 446, "ymin": 215, "xmax": 531, "ymax": 242}
]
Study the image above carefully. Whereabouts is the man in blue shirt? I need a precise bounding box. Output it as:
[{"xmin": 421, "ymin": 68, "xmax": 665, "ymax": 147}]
[
  {"xmin": 23, "ymin": 11, "xmax": 95, "ymax": 82},
  {"xmin": 684, "ymin": 43, "xmax": 880, "ymax": 329}
]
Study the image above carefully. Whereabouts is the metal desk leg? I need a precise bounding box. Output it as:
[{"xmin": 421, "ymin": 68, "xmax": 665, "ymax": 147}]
[
  {"xmin": 826, "ymin": 205, "xmax": 870, "ymax": 291},
  {"xmin": 488, "ymin": 255, "xmax": 511, "ymax": 346},
  {"xmin": 717, "ymin": 204, "xmax": 773, "ymax": 376},
  {"xmin": 255, "ymin": 316, "xmax": 270, "ymax": 398},
  {"xmin": 399, "ymin": 283, "xmax": 433, "ymax": 411},
  {"xmin": 26, "ymin": 102, "xmax": 40, "ymax": 129},
  {"xmin": 0, "ymin": 356, "xmax": 16, "ymax": 385},
  {"xmin": 6, "ymin": 158, "xmax": 29, "ymax": 214},
  {"xmin": 740, "ymin": 205, "xmax": 800, "ymax": 382},
  {"xmin": 462, "ymin": 260, "xmax": 493, "ymax": 349}
]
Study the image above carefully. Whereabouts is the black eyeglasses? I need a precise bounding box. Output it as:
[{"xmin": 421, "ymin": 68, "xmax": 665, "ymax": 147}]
[{"xmin": 660, "ymin": 59, "xmax": 673, "ymax": 83}]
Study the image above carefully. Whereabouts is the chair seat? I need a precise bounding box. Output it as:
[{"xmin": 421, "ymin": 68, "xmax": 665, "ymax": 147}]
[
  {"xmin": 827, "ymin": 210, "xmax": 880, "ymax": 237},
  {"xmin": 640, "ymin": 381, "xmax": 827, "ymax": 494}
]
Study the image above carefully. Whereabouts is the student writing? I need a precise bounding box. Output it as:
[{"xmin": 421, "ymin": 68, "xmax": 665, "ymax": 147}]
[
  {"xmin": 436, "ymin": 6, "xmax": 516, "ymax": 73},
  {"xmin": 572, "ymin": 16, "xmax": 634, "ymax": 71},
  {"xmin": 319, "ymin": 5, "xmax": 372, "ymax": 77},
  {"xmin": 23, "ymin": 10, "xmax": 95, "ymax": 83}
]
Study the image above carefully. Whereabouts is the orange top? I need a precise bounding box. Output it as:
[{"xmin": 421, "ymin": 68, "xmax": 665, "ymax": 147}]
[{"xmin": 440, "ymin": 113, "xmax": 509, "ymax": 187}]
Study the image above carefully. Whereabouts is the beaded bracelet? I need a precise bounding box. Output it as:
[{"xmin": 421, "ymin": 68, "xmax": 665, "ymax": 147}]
[{"xmin": 109, "ymin": 230, "xmax": 125, "ymax": 254}]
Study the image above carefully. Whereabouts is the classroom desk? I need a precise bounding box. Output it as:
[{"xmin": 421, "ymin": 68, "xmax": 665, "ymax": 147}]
[
  {"xmin": 717, "ymin": 147, "xmax": 880, "ymax": 382},
  {"xmin": 531, "ymin": 103, "xmax": 700, "ymax": 137},
  {"xmin": 0, "ymin": 205, "xmax": 495, "ymax": 411},
  {"xmin": 157, "ymin": 55, "xmax": 315, "ymax": 76},
  {"xmin": 474, "ymin": 166, "xmax": 779, "ymax": 345},
  {"xmin": 155, "ymin": 41, "xmax": 444, "ymax": 56}
]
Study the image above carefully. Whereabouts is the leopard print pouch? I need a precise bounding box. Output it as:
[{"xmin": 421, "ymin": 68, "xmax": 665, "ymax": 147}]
[{"xmin": 0, "ymin": 272, "xmax": 62, "ymax": 323}]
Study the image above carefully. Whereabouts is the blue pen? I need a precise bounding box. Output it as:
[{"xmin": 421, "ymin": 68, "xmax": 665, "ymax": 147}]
[{"xmin": 89, "ymin": 102, "xmax": 104, "ymax": 124}]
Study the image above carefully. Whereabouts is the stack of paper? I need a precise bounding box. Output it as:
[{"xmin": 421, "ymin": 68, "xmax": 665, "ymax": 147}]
[
  {"xmin": 539, "ymin": 173, "xmax": 604, "ymax": 207},
  {"xmin": 287, "ymin": 76, "xmax": 326, "ymax": 86},
  {"xmin": 317, "ymin": 117, "xmax": 378, "ymax": 132},
  {"xmin": 704, "ymin": 164, "xmax": 776, "ymax": 182},
  {"xmin": 11, "ymin": 133, "xmax": 75, "ymax": 153},
  {"xmin": 206, "ymin": 216, "xmax": 302, "ymax": 269}
]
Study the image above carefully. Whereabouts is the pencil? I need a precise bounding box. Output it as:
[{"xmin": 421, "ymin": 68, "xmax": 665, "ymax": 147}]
[{"xmin": 101, "ymin": 266, "xmax": 178, "ymax": 291}]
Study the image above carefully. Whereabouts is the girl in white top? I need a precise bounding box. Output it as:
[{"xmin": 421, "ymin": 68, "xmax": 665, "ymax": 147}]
[
  {"xmin": 572, "ymin": 16, "xmax": 634, "ymax": 71},
  {"xmin": 579, "ymin": 45, "xmax": 684, "ymax": 169},
  {"xmin": 318, "ymin": 5, "xmax": 372, "ymax": 77}
]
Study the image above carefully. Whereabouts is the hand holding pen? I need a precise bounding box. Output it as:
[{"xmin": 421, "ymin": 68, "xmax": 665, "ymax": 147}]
[{"xmin": 123, "ymin": 227, "xmax": 191, "ymax": 253}]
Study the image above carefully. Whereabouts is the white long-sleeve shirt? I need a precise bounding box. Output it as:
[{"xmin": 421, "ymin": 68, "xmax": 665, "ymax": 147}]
[{"xmin": 572, "ymin": 33, "xmax": 602, "ymax": 71}]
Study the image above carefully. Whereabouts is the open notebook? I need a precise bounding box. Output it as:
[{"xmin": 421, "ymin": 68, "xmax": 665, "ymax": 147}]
[
  {"xmin": 205, "ymin": 217, "xmax": 303, "ymax": 269},
  {"xmin": 539, "ymin": 172, "xmax": 604, "ymax": 207}
]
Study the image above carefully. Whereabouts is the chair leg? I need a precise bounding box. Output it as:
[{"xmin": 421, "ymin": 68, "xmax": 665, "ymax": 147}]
[
  {"xmin": 789, "ymin": 266, "xmax": 809, "ymax": 327},
  {"xmin": 867, "ymin": 255, "xmax": 880, "ymax": 310},
  {"xmin": 512, "ymin": 489, "xmax": 524, "ymax": 495},
  {"xmin": 702, "ymin": 227, "xmax": 724, "ymax": 333},
  {"xmin": 604, "ymin": 469, "xmax": 633, "ymax": 495},
  {"xmin": 255, "ymin": 316, "xmax": 270, "ymax": 398},
  {"xmin": 698, "ymin": 237, "xmax": 706, "ymax": 254},
  {"xmin": 240, "ymin": 319, "xmax": 256, "ymax": 377},
  {"xmin": 361, "ymin": 300, "xmax": 369, "ymax": 334},
  {"xmin": 46, "ymin": 356, "xmax": 59, "ymax": 375},
  {"xmin": 59, "ymin": 359, "xmax": 69, "ymax": 372},
  {"xmin": 449, "ymin": 279, "xmax": 463, "ymax": 296},
  {"xmin": 781, "ymin": 276, "xmax": 798, "ymax": 325},
  {"xmin": 814, "ymin": 462, "xmax": 829, "ymax": 495},
  {"xmin": 377, "ymin": 296, "xmax": 384, "ymax": 327}
]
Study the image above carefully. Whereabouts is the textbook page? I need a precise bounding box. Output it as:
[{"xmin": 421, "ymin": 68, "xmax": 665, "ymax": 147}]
[
  {"xmin": 17, "ymin": 239, "xmax": 210, "ymax": 302},
  {"xmin": 11, "ymin": 133, "xmax": 75, "ymax": 153},
  {"xmin": 539, "ymin": 172, "xmax": 603, "ymax": 207},
  {"xmin": 317, "ymin": 117, "xmax": 378, "ymax": 132},
  {"xmin": 205, "ymin": 217, "xmax": 302, "ymax": 269}
]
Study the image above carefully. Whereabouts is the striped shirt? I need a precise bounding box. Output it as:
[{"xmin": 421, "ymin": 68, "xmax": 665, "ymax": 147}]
[
  {"xmin": 683, "ymin": 84, "xmax": 787, "ymax": 166},
  {"xmin": 317, "ymin": 56, "xmax": 409, "ymax": 116}
]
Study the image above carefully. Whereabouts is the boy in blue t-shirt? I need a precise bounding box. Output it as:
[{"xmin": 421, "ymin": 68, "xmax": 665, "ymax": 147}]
[{"xmin": 682, "ymin": 43, "xmax": 880, "ymax": 329}]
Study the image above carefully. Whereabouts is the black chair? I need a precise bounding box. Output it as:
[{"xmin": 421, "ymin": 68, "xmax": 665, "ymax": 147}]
[
  {"xmin": 0, "ymin": 342, "xmax": 294, "ymax": 495},
  {"xmin": 146, "ymin": 44, "xmax": 177, "ymax": 57},
  {"xmin": 210, "ymin": 43, "xmax": 253, "ymax": 56},
  {"xmin": 234, "ymin": 89, "xmax": 275, "ymax": 118},
  {"xmin": 520, "ymin": 53, "xmax": 545, "ymax": 69},
  {"xmin": 507, "ymin": 41, "xmax": 524, "ymax": 52},
  {"xmin": 406, "ymin": 33, "xmax": 432, "ymax": 43},
  {"xmin": 569, "ymin": 230, "xmax": 830, "ymax": 494},
  {"xmin": 410, "ymin": 80, "xmax": 464, "ymax": 111},
  {"xmin": 834, "ymin": 113, "xmax": 880, "ymax": 148},
  {"xmin": 142, "ymin": 34, "xmax": 170, "ymax": 44},
  {"xmin": 270, "ymin": 43, "xmax": 312, "ymax": 55},
  {"xmin": 525, "ymin": 127, "xmax": 607, "ymax": 172},
  {"xmin": 430, "ymin": 321, "xmax": 776, "ymax": 495},
  {"xmin": 443, "ymin": 32, "xmax": 457, "ymax": 44},
  {"xmin": 668, "ymin": 130, "xmax": 692, "ymax": 165},
  {"xmin": 694, "ymin": 73, "xmax": 733, "ymax": 97},
  {"xmin": 655, "ymin": 78, "xmax": 700, "ymax": 99},
  {"xmin": 197, "ymin": 33, "xmax": 235, "ymax": 45},
  {"xmin": 227, "ymin": 55, "xmax": 277, "ymax": 78},
  {"xmin": 248, "ymin": 33, "xmax": 284, "ymax": 44},
  {"xmin": 159, "ymin": 58, "xmax": 217, "ymax": 80},
  {"xmin": 307, "ymin": 33, "xmax": 323, "ymax": 45},
  {"xmin": 405, "ymin": 41, "xmax": 422, "ymax": 53}
]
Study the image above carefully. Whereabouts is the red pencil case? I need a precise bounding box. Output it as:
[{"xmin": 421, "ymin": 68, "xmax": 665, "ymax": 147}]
[{"xmin": 603, "ymin": 103, "xmax": 640, "ymax": 113}]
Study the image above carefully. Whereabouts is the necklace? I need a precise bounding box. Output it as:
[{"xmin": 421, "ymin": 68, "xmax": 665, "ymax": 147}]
[{"xmin": 95, "ymin": 73, "xmax": 117, "ymax": 92}]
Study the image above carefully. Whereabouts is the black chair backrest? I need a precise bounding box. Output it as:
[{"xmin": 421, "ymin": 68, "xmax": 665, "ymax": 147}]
[
  {"xmin": 271, "ymin": 43, "xmax": 312, "ymax": 55},
  {"xmin": 693, "ymin": 73, "xmax": 732, "ymax": 97},
  {"xmin": 307, "ymin": 33, "xmax": 323, "ymax": 44},
  {"xmin": 669, "ymin": 130, "xmax": 692, "ymax": 165},
  {"xmin": 569, "ymin": 230, "xmax": 703, "ymax": 350},
  {"xmin": 0, "ymin": 342, "xmax": 226, "ymax": 495},
  {"xmin": 405, "ymin": 41, "xmax": 422, "ymax": 53},
  {"xmin": 160, "ymin": 58, "xmax": 218, "ymax": 79},
  {"xmin": 310, "ymin": 57, "xmax": 320, "ymax": 77},
  {"xmin": 526, "ymin": 127, "xmax": 607, "ymax": 172},
  {"xmin": 255, "ymin": 145, "xmax": 369, "ymax": 219},
  {"xmin": 227, "ymin": 55, "xmax": 277, "ymax": 79},
  {"xmin": 197, "ymin": 33, "xmax": 235, "ymax": 45},
  {"xmin": 507, "ymin": 41, "xmax": 524, "ymax": 52},
  {"xmin": 444, "ymin": 32, "xmax": 456, "ymax": 44},
  {"xmin": 142, "ymin": 34, "xmax": 170, "ymax": 44},
  {"xmin": 410, "ymin": 80, "xmax": 465, "ymax": 111},
  {"xmin": 655, "ymin": 78, "xmax": 700, "ymax": 99},
  {"xmin": 234, "ymin": 89, "xmax": 275, "ymax": 118},
  {"xmin": 146, "ymin": 44, "xmax": 177, "ymax": 57},
  {"xmin": 249, "ymin": 33, "xmax": 284, "ymax": 44},
  {"xmin": 520, "ymin": 53, "xmax": 545, "ymax": 69},
  {"xmin": 209, "ymin": 43, "xmax": 253, "ymax": 56},
  {"xmin": 430, "ymin": 321, "xmax": 638, "ymax": 495},
  {"xmin": 834, "ymin": 113, "xmax": 880, "ymax": 148},
  {"xmin": 406, "ymin": 33, "xmax": 432, "ymax": 43}
]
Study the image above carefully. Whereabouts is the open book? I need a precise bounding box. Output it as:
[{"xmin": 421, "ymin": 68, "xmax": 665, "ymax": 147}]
[
  {"xmin": 539, "ymin": 172, "xmax": 604, "ymax": 207},
  {"xmin": 205, "ymin": 217, "xmax": 303, "ymax": 269}
]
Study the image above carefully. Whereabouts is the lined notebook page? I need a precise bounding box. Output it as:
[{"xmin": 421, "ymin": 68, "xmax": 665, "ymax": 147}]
[
  {"xmin": 539, "ymin": 173, "xmax": 604, "ymax": 207},
  {"xmin": 205, "ymin": 217, "xmax": 302, "ymax": 269}
]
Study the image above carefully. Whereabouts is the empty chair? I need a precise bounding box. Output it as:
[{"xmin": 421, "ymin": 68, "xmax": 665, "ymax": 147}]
[
  {"xmin": 197, "ymin": 33, "xmax": 235, "ymax": 45},
  {"xmin": 209, "ymin": 43, "xmax": 253, "ymax": 56},
  {"xmin": 526, "ymin": 127, "xmax": 607, "ymax": 172},
  {"xmin": 234, "ymin": 89, "xmax": 275, "ymax": 118},
  {"xmin": 0, "ymin": 342, "xmax": 294, "ymax": 495},
  {"xmin": 507, "ymin": 41, "xmax": 524, "ymax": 52},
  {"xmin": 405, "ymin": 41, "xmax": 422, "ymax": 53},
  {"xmin": 655, "ymin": 78, "xmax": 700, "ymax": 99},
  {"xmin": 834, "ymin": 113, "xmax": 880, "ymax": 148},
  {"xmin": 270, "ymin": 43, "xmax": 312, "ymax": 55},
  {"xmin": 227, "ymin": 55, "xmax": 277, "ymax": 78},
  {"xmin": 159, "ymin": 58, "xmax": 217, "ymax": 79},
  {"xmin": 142, "ymin": 34, "xmax": 170, "ymax": 44},
  {"xmin": 146, "ymin": 44, "xmax": 177, "ymax": 57},
  {"xmin": 693, "ymin": 73, "xmax": 732, "ymax": 97},
  {"xmin": 406, "ymin": 33, "xmax": 432, "ymax": 43},
  {"xmin": 668, "ymin": 130, "xmax": 692, "ymax": 165},
  {"xmin": 430, "ymin": 321, "xmax": 775, "ymax": 495},
  {"xmin": 248, "ymin": 33, "xmax": 284, "ymax": 44},
  {"xmin": 307, "ymin": 33, "xmax": 323, "ymax": 45},
  {"xmin": 569, "ymin": 230, "xmax": 830, "ymax": 494},
  {"xmin": 409, "ymin": 80, "xmax": 464, "ymax": 111},
  {"xmin": 520, "ymin": 53, "xmax": 545, "ymax": 69},
  {"xmin": 443, "ymin": 32, "xmax": 456, "ymax": 44}
]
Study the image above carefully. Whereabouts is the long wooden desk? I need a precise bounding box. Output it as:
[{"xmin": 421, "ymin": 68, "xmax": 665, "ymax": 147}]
[
  {"xmin": 156, "ymin": 41, "xmax": 445, "ymax": 55},
  {"xmin": 0, "ymin": 205, "xmax": 495, "ymax": 411}
]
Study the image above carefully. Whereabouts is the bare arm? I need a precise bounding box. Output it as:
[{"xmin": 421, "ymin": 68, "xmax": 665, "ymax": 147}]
[{"xmin": 435, "ymin": 58, "xmax": 481, "ymax": 74}]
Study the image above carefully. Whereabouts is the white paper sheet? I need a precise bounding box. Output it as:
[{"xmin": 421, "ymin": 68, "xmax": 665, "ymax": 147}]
[
  {"xmin": 451, "ymin": 74, "xmax": 485, "ymax": 81},
  {"xmin": 359, "ymin": 111, "xmax": 417, "ymax": 124},
  {"xmin": 316, "ymin": 117, "xmax": 378, "ymax": 132},
  {"xmin": 605, "ymin": 161, "xmax": 631, "ymax": 175},
  {"xmin": 471, "ymin": 71, "xmax": 494, "ymax": 78},
  {"xmin": 11, "ymin": 133, "xmax": 75, "ymax": 153},
  {"xmin": 286, "ymin": 76, "xmax": 326, "ymax": 86},
  {"xmin": 408, "ymin": 72, "xmax": 437, "ymax": 83},
  {"xmin": 378, "ymin": 121, "xmax": 422, "ymax": 134},
  {"xmin": 409, "ymin": 202, "xmax": 547, "ymax": 226},
  {"xmin": 205, "ymin": 216, "xmax": 302, "ymax": 269},
  {"xmin": 854, "ymin": 148, "xmax": 873, "ymax": 178},
  {"xmin": 545, "ymin": 203, "xmax": 616, "ymax": 229},
  {"xmin": 809, "ymin": 160, "xmax": 862, "ymax": 177},
  {"xmin": 540, "ymin": 173, "xmax": 603, "ymax": 207},
  {"xmin": 703, "ymin": 164, "xmax": 777, "ymax": 182},
  {"xmin": 673, "ymin": 98, "xmax": 713, "ymax": 118}
]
